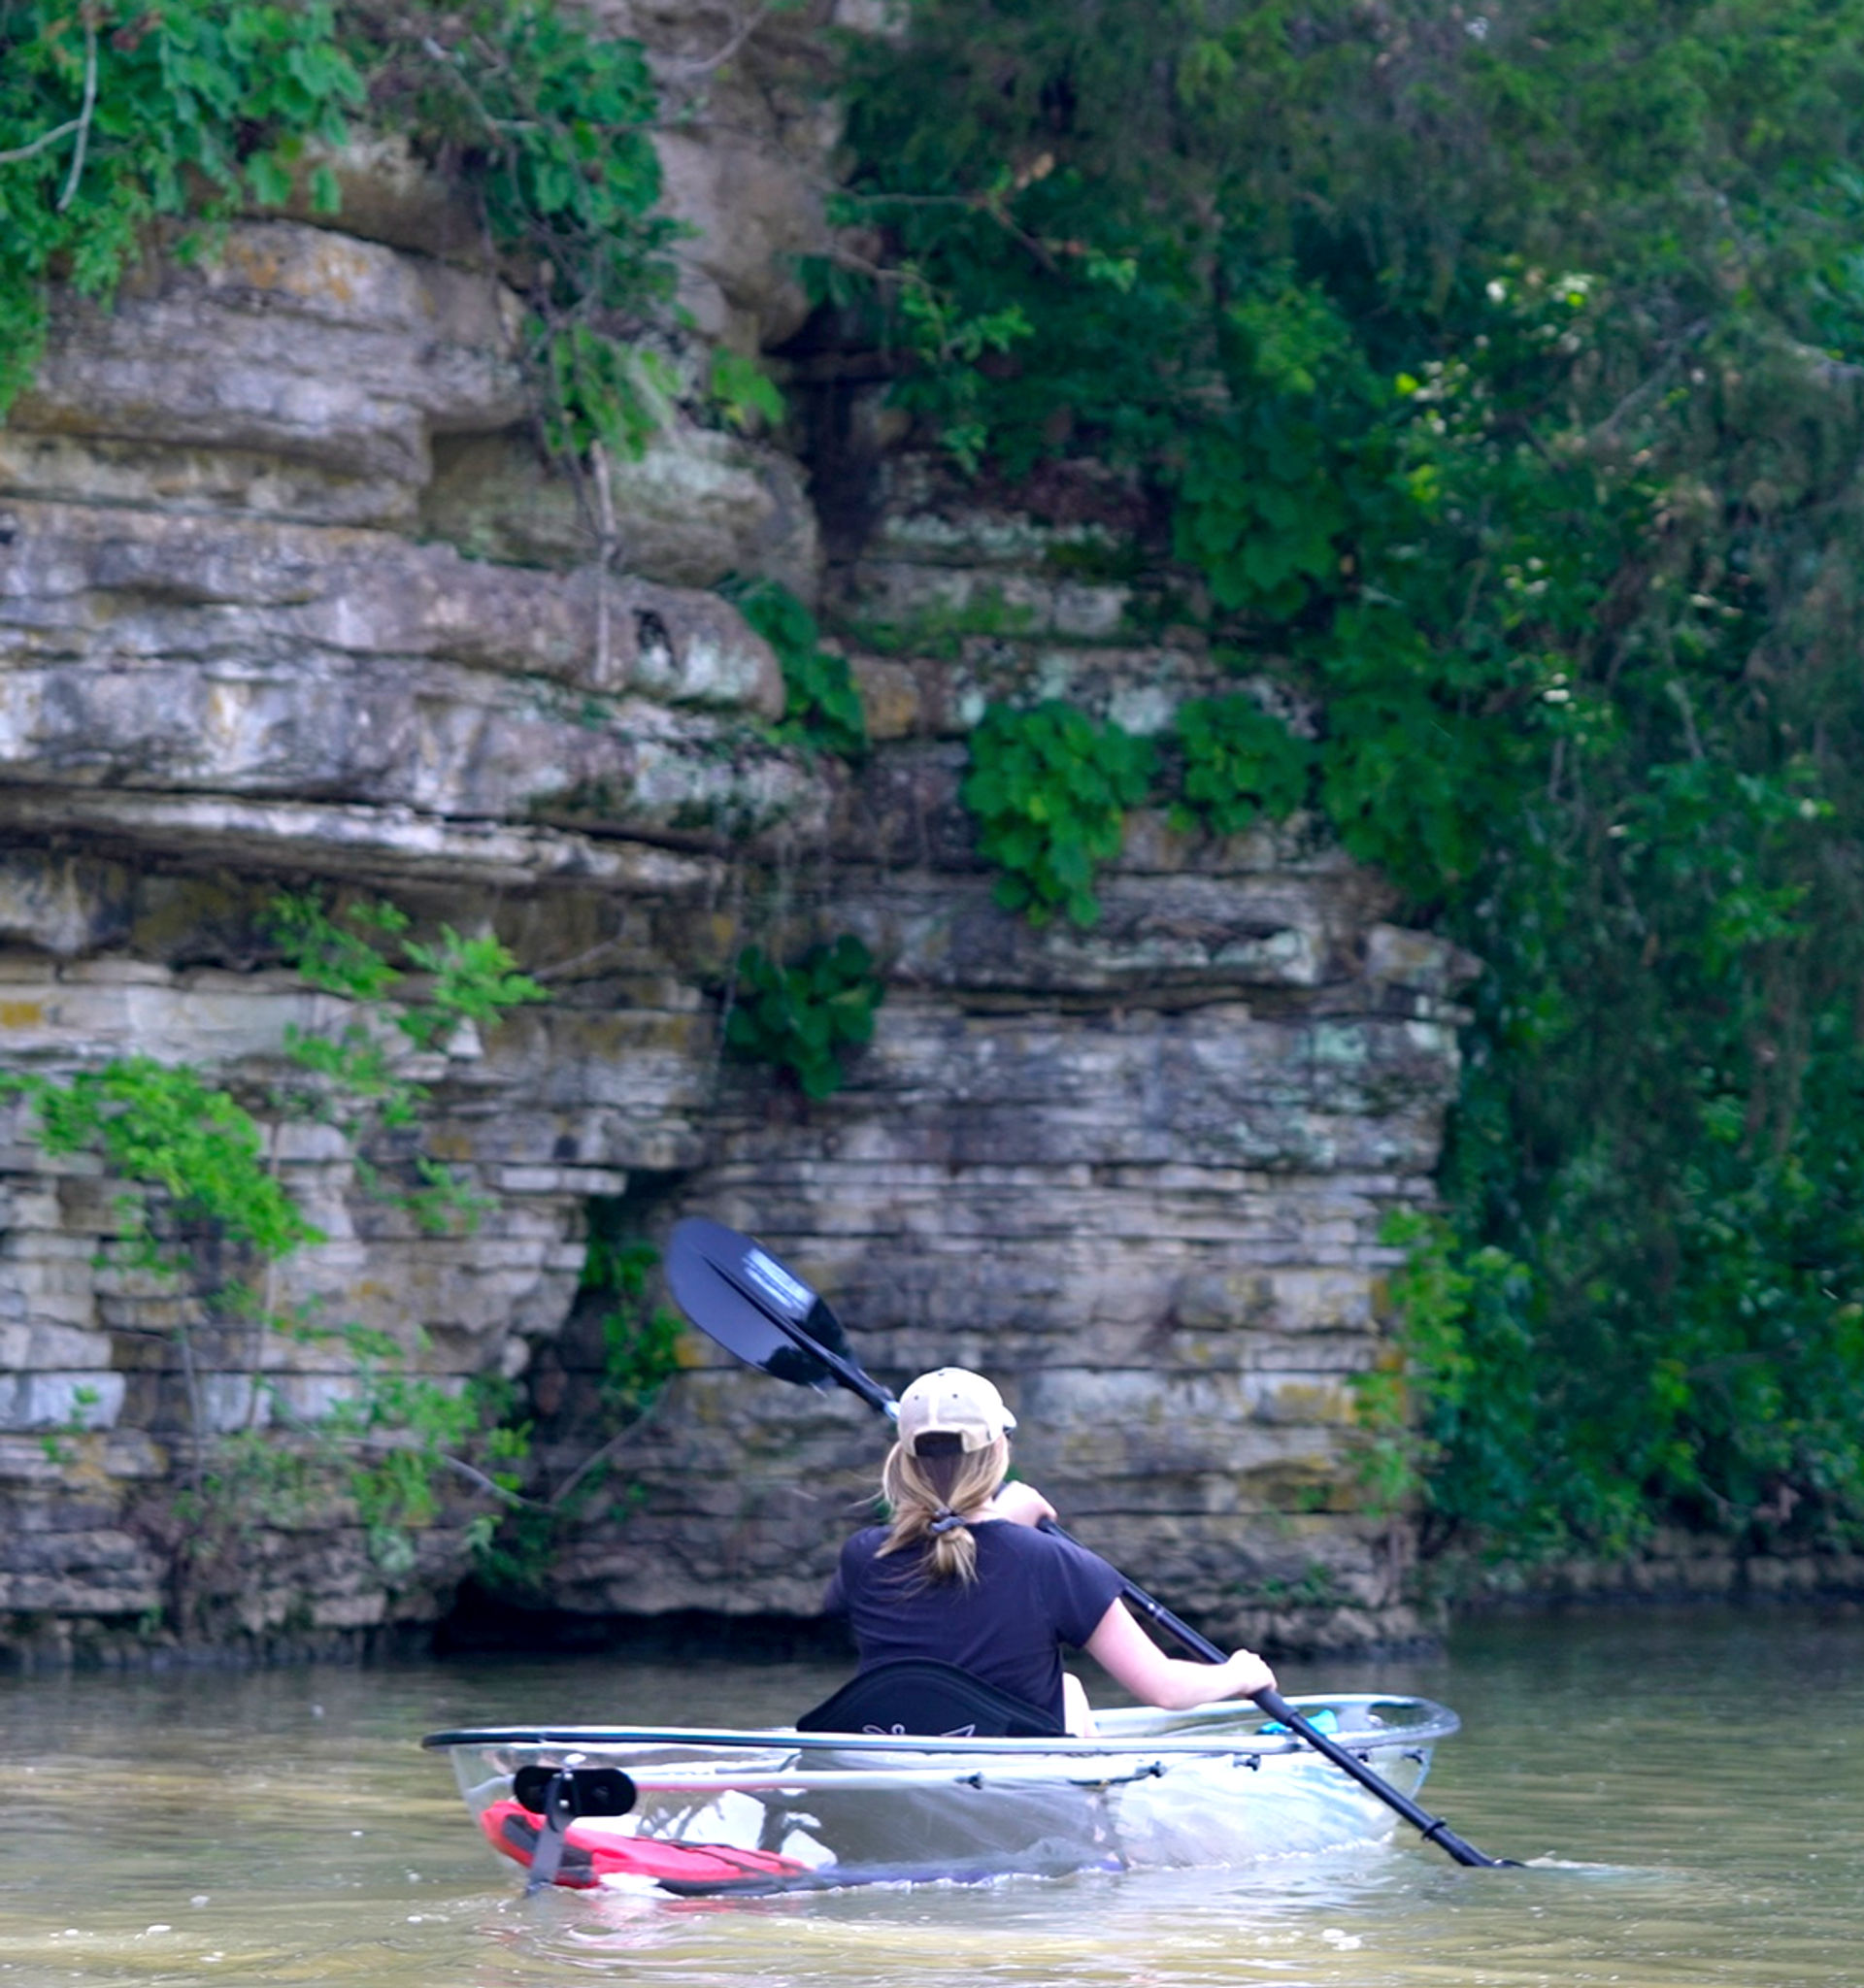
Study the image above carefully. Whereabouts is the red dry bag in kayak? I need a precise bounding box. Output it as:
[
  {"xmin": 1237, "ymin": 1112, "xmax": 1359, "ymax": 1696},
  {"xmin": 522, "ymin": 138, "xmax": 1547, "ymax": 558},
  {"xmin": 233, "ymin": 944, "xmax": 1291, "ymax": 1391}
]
[{"xmin": 480, "ymin": 1800, "xmax": 809, "ymax": 1890}]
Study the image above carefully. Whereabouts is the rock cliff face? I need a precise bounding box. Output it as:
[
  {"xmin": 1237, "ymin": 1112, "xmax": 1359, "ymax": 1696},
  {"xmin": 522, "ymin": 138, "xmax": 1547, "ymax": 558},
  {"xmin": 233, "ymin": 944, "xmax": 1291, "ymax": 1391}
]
[{"xmin": 0, "ymin": 31, "xmax": 1473, "ymax": 1666}]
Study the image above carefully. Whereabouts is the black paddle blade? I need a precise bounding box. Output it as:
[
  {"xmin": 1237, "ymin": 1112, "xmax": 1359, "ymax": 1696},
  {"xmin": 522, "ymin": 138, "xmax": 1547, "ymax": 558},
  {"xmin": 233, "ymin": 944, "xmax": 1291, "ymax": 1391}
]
[{"xmin": 666, "ymin": 1217, "xmax": 846, "ymax": 1390}]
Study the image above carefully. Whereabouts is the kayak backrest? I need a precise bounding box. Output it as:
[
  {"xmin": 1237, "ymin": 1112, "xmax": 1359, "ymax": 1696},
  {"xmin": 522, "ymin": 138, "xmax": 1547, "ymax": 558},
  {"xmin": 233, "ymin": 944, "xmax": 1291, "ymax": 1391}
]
[{"xmin": 797, "ymin": 1660, "xmax": 1063, "ymax": 1740}]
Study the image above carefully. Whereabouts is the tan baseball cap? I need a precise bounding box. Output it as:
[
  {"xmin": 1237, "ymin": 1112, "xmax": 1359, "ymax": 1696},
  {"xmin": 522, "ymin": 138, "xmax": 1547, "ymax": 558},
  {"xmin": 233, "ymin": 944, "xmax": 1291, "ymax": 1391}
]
[{"xmin": 895, "ymin": 1368, "xmax": 1017, "ymax": 1454}]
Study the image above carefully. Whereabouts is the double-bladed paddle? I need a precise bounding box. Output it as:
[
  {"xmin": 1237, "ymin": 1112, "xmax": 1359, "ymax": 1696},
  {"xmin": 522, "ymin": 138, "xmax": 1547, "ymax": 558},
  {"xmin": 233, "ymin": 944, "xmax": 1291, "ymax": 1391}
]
[{"xmin": 664, "ymin": 1217, "xmax": 1518, "ymax": 1870}]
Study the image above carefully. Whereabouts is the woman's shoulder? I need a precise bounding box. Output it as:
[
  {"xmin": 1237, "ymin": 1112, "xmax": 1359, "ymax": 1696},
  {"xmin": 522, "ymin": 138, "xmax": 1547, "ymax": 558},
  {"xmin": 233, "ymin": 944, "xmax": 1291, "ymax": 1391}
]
[
  {"xmin": 975, "ymin": 1519, "xmax": 1098, "ymax": 1564},
  {"xmin": 839, "ymin": 1524, "xmax": 890, "ymax": 1570},
  {"xmin": 977, "ymin": 1520, "xmax": 1122, "ymax": 1583}
]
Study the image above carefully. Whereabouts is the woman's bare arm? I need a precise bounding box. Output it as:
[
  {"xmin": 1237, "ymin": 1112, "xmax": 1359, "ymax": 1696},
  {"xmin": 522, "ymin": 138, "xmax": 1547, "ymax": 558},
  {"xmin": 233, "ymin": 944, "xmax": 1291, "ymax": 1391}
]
[{"xmin": 1083, "ymin": 1598, "xmax": 1276, "ymax": 1710}]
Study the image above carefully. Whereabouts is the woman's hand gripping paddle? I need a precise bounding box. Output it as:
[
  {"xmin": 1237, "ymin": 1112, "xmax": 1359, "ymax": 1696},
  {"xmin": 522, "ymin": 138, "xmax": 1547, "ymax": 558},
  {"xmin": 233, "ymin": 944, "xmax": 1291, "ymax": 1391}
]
[{"xmin": 663, "ymin": 1218, "xmax": 1519, "ymax": 1870}]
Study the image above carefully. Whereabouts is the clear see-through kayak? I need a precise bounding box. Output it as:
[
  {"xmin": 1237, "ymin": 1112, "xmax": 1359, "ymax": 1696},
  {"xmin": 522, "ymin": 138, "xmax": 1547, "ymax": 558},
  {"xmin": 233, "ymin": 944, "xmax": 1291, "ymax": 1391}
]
[{"xmin": 423, "ymin": 1693, "xmax": 1462, "ymax": 1895}]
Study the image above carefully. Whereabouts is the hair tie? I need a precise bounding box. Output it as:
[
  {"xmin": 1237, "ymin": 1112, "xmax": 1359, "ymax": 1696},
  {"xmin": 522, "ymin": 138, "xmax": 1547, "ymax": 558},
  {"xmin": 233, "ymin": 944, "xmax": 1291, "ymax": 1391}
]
[{"xmin": 928, "ymin": 1507, "xmax": 965, "ymax": 1536}]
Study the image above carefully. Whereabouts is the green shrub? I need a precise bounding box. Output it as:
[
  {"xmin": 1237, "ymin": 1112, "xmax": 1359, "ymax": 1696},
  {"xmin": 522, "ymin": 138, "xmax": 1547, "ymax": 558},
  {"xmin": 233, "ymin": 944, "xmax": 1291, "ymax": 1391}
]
[
  {"xmin": 0, "ymin": 1, "xmax": 674, "ymax": 464},
  {"xmin": 726, "ymin": 579, "xmax": 868, "ymax": 758},
  {"xmin": 725, "ymin": 936, "xmax": 886, "ymax": 1099},
  {"xmin": 581, "ymin": 1220, "xmax": 685, "ymax": 1426},
  {"xmin": 960, "ymin": 702, "xmax": 1154, "ymax": 927},
  {"xmin": 1171, "ymin": 696, "xmax": 1313, "ymax": 839},
  {"xmin": 844, "ymin": 0, "xmax": 1864, "ymax": 1559}
]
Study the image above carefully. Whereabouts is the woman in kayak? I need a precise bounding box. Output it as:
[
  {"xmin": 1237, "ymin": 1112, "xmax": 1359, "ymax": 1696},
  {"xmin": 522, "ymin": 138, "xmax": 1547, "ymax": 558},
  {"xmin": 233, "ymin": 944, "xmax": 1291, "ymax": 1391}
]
[{"xmin": 824, "ymin": 1367, "xmax": 1276, "ymax": 1737}]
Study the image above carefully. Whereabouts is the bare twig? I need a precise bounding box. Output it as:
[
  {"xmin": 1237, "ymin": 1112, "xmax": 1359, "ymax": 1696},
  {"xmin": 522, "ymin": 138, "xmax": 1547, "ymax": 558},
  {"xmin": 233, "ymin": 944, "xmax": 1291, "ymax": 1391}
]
[
  {"xmin": 175, "ymin": 1317, "xmax": 208, "ymax": 1499},
  {"xmin": 831, "ymin": 181, "xmax": 1061, "ymax": 274},
  {"xmin": 437, "ymin": 1449, "xmax": 541, "ymax": 1508},
  {"xmin": 1589, "ymin": 318, "xmax": 1711, "ymax": 444},
  {"xmin": 418, "ymin": 33, "xmax": 518, "ymax": 146},
  {"xmin": 662, "ymin": 1, "xmax": 775, "ymax": 78},
  {"xmin": 54, "ymin": 12, "xmax": 99, "ymax": 215},
  {"xmin": 549, "ymin": 1386, "xmax": 672, "ymax": 1510},
  {"xmin": 531, "ymin": 925, "xmax": 629, "ymax": 982},
  {"xmin": 1666, "ymin": 677, "xmax": 1706, "ymax": 760},
  {"xmin": 0, "ymin": 116, "xmax": 83, "ymax": 168},
  {"xmin": 591, "ymin": 439, "xmax": 618, "ymax": 686}
]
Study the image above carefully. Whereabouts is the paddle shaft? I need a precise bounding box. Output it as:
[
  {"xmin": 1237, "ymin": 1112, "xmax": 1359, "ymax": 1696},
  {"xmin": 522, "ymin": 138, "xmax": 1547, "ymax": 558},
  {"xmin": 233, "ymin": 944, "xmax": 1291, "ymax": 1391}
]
[
  {"xmin": 1036, "ymin": 1521, "xmax": 1509, "ymax": 1867},
  {"xmin": 687, "ymin": 1230, "xmax": 1516, "ymax": 1868}
]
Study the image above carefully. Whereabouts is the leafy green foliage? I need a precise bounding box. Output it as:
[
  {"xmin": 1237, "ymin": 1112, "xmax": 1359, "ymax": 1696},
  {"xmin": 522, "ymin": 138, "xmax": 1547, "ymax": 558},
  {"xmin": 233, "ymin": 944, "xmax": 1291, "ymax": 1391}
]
[
  {"xmin": 1349, "ymin": 1210, "xmax": 1492, "ymax": 1522},
  {"xmin": 4, "ymin": 1057, "xmax": 319, "ymax": 1263},
  {"xmin": 726, "ymin": 936, "xmax": 886, "ymax": 1099},
  {"xmin": 581, "ymin": 1216, "xmax": 684, "ymax": 1425},
  {"xmin": 1171, "ymin": 696, "xmax": 1314, "ymax": 839},
  {"xmin": 849, "ymin": 0, "xmax": 1864, "ymax": 1561},
  {"xmin": 400, "ymin": 928, "xmax": 549, "ymax": 1045},
  {"xmin": 1174, "ymin": 278, "xmax": 1380, "ymax": 619},
  {"xmin": 386, "ymin": 2, "xmax": 674, "ymax": 464},
  {"xmin": 0, "ymin": 891, "xmax": 553, "ymax": 1625},
  {"xmin": 0, "ymin": 1, "xmax": 674, "ymax": 466},
  {"xmin": 269, "ymin": 892, "xmax": 546, "ymax": 1230},
  {"xmin": 960, "ymin": 702, "xmax": 1154, "ymax": 926},
  {"xmin": 0, "ymin": 1, "xmax": 364, "ymax": 415},
  {"xmin": 709, "ymin": 348, "xmax": 786, "ymax": 435},
  {"xmin": 726, "ymin": 580, "xmax": 869, "ymax": 758}
]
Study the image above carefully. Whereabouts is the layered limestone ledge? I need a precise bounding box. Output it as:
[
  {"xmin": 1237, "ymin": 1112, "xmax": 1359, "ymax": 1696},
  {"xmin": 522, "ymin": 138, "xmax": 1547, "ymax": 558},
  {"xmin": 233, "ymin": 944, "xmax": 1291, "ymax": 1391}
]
[
  {"xmin": 0, "ymin": 214, "xmax": 824, "ymax": 600},
  {"xmin": 0, "ymin": 930, "xmax": 722, "ymax": 1662},
  {"xmin": 0, "ymin": 798, "xmax": 725, "ymax": 907},
  {"xmin": 0, "ymin": 498, "xmax": 826, "ymax": 845},
  {"xmin": 0, "ymin": 130, "xmax": 1473, "ymax": 1662},
  {"xmin": 11, "ymin": 222, "xmax": 528, "ymax": 503},
  {"xmin": 538, "ymin": 961, "xmax": 1460, "ymax": 1652}
]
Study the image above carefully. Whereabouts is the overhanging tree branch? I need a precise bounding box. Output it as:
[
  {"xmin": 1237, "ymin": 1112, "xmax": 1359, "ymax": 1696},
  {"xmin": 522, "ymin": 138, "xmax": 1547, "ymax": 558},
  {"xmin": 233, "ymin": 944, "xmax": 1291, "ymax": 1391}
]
[{"xmin": 54, "ymin": 11, "xmax": 100, "ymax": 214}]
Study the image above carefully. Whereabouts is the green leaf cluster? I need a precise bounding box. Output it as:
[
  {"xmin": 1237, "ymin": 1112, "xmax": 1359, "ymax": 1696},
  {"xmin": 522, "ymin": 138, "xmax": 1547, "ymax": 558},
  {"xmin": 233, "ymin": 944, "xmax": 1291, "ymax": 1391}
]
[
  {"xmin": 1171, "ymin": 696, "xmax": 1314, "ymax": 840},
  {"xmin": 0, "ymin": 0, "xmax": 364, "ymax": 414},
  {"xmin": 2, "ymin": 1056, "xmax": 319, "ymax": 1263},
  {"xmin": 709, "ymin": 349, "xmax": 787, "ymax": 435},
  {"xmin": 725, "ymin": 936, "xmax": 886, "ymax": 1099},
  {"xmin": 849, "ymin": 0, "xmax": 1864, "ymax": 1562},
  {"xmin": 404, "ymin": 2, "xmax": 674, "ymax": 464},
  {"xmin": 269, "ymin": 891, "xmax": 547, "ymax": 1229},
  {"xmin": 726, "ymin": 579, "xmax": 869, "ymax": 758},
  {"xmin": 0, "ymin": 1, "xmax": 675, "ymax": 469},
  {"xmin": 959, "ymin": 702, "xmax": 1154, "ymax": 927},
  {"xmin": 581, "ymin": 1212, "xmax": 685, "ymax": 1426}
]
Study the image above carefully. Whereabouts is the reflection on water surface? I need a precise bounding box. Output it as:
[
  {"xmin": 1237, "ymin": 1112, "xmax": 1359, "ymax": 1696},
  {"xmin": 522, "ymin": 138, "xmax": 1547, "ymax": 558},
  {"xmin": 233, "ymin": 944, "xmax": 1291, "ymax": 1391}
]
[{"xmin": 1, "ymin": 1607, "xmax": 1860, "ymax": 1987}]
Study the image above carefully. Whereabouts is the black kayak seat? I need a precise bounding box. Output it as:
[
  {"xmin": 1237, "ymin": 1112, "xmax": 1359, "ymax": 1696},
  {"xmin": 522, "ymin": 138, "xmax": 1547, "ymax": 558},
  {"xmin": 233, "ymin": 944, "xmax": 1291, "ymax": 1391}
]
[{"xmin": 797, "ymin": 1659, "xmax": 1064, "ymax": 1739}]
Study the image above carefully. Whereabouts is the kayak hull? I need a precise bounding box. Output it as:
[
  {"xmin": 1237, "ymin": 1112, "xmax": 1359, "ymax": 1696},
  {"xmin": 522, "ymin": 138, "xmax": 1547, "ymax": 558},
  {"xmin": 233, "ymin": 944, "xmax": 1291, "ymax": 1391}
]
[{"xmin": 425, "ymin": 1695, "xmax": 1459, "ymax": 1894}]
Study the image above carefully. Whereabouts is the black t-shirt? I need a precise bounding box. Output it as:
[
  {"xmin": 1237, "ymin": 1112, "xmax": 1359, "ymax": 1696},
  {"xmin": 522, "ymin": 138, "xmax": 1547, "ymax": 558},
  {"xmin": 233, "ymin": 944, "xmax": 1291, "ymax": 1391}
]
[{"xmin": 823, "ymin": 1520, "xmax": 1126, "ymax": 1727}]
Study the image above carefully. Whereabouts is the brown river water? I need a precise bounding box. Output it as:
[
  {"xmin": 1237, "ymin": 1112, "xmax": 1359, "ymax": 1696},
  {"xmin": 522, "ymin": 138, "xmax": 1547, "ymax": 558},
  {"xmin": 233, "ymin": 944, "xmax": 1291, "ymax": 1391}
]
[{"xmin": 2, "ymin": 1606, "xmax": 1861, "ymax": 1988}]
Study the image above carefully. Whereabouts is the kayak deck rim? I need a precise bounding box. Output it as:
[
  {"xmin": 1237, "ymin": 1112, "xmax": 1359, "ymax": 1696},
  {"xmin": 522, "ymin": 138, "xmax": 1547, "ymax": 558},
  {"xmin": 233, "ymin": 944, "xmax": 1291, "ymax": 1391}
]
[{"xmin": 421, "ymin": 1693, "xmax": 1460, "ymax": 1758}]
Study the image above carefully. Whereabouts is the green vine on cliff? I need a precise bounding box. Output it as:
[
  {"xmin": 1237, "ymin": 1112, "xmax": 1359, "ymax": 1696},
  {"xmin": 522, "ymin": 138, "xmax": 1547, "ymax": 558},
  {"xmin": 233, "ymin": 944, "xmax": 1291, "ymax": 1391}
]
[
  {"xmin": 582, "ymin": 1222, "xmax": 686, "ymax": 1428},
  {"xmin": 0, "ymin": 1, "xmax": 362, "ymax": 415},
  {"xmin": 0, "ymin": 1, "xmax": 674, "ymax": 471},
  {"xmin": 960, "ymin": 701, "xmax": 1154, "ymax": 928},
  {"xmin": 0, "ymin": 891, "xmax": 551, "ymax": 1628},
  {"xmin": 381, "ymin": 1, "xmax": 675, "ymax": 466},
  {"xmin": 1170, "ymin": 695, "xmax": 1315, "ymax": 841},
  {"xmin": 725, "ymin": 579, "xmax": 869, "ymax": 758},
  {"xmin": 268, "ymin": 891, "xmax": 547, "ymax": 1232},
  {"xmin": 725, "ymin": 936, "xmax": 886, "ymax": 1099}
]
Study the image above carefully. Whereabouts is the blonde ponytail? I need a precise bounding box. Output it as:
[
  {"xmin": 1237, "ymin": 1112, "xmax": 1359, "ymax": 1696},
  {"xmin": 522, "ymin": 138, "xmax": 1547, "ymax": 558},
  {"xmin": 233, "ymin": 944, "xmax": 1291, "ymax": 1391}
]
[{"xmin": 876, "ymin": 1435, "xmax": 1010, "ymax": 1586}]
